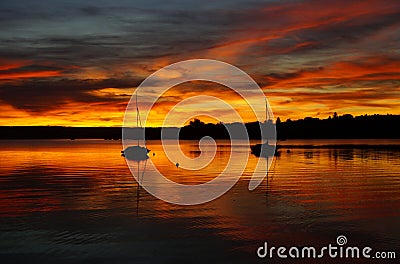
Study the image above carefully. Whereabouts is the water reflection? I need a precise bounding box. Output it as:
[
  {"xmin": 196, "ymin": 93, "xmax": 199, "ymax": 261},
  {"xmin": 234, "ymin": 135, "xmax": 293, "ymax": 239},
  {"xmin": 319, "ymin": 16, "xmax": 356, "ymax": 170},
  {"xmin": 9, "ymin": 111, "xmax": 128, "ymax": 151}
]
[{"xmin": 0, "ymin": 139, "xmax": 399, "ymax": 263}]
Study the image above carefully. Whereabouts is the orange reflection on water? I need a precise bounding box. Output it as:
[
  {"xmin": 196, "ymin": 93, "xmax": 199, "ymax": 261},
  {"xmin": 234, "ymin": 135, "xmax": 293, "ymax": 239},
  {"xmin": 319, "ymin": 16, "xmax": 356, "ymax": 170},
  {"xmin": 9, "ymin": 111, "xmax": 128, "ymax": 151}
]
[{"xmin": 1, "ymin": 139, "xmax": 400, "ymax": 251}]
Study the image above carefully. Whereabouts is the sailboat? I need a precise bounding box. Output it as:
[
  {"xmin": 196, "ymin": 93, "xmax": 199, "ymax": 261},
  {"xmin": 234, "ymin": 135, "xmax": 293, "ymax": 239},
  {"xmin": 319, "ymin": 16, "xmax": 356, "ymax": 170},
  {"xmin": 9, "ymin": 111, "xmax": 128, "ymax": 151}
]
[
  {"xmin": 250, "ymin": 141, "xmax": 276, "ymax": 157},
  {"xmin": 121, "ymin": 93, "xmax": 150, "ymax": 161},
  {"xmin": 250, "ymin": 99, "xmax": 277, "ymax": 157}
]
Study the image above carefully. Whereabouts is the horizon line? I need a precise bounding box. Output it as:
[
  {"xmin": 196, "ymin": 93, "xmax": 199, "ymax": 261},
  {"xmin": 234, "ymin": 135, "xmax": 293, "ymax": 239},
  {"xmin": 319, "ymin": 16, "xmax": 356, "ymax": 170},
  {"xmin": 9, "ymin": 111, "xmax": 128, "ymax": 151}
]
[{"xmin": 2, "ymin": 113, "xmax": 400, "ymax": 128}]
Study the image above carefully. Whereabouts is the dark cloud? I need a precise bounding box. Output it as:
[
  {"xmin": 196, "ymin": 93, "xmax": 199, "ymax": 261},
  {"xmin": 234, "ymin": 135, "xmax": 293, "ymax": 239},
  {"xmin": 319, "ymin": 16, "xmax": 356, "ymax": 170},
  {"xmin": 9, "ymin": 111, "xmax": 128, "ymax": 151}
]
[
  {"xmin": 0, "ymin": 0, "xmax": 399, "ymax": 122},
  {"xmin": 0, "ymin": 64, "xmax": 64, "ymax": 75},
  {"xmin": 80, "ymin": 6, "xmax": 103, "ymax": 16},
  {"xmin": 0, "ymin": 78, "xmax": 140, "ymax": 113}
]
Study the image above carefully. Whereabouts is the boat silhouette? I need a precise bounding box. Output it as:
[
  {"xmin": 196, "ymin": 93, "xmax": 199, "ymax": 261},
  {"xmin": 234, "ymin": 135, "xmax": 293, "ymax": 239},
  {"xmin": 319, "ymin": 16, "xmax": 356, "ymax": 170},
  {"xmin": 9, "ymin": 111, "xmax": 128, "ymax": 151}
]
[
  {"xmin": 250, "ymin": 98, "xmax": 277, "ymax": 157},
  {"xmin": 121, "ymin": 145, "xmax": 150, "ymax": 161},
  {"xmin": 250, "ymin": 141, "xmax": 277, "ymax": 157},
  {"xmin": 122, "ymin": 92, "xmax": 150, "ymax": 161}
]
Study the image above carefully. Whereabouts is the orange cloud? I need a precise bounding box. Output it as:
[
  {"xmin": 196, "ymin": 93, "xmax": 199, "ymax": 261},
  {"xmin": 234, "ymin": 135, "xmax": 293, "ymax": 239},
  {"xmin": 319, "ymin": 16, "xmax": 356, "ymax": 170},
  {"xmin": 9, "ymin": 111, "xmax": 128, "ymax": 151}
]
[
  {"xmin": 144, "ymin": 81, "xmax": 260, "ymax": 127},
  {"xmin": 0, "ymin": 70, "xmax": 63, "ymax": 79},
  {"xmin": 0, "ymin": 59, "xmax": 31, "ymax": 71},
  {"xmin": 0, "ymin": 59, "xmax": 79, "ymax": 80},
  {"xmin": 263, "ymin": 56, "xmax": 400, "ymax": 89},
  {"xmin": 1, "ymin": 0, "xmax": 399, "ymax": 126},
  {"xmin": 205, "ymin": 0, "xmax": 398, "ymax": 58}
]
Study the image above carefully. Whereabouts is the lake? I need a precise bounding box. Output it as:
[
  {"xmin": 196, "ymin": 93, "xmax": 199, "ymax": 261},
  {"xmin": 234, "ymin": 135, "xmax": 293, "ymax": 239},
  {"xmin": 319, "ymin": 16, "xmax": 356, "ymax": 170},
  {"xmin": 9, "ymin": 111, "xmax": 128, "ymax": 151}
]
[{"xmin": 0, "ymin": 139, "xmax": 399, "ymax": 263}]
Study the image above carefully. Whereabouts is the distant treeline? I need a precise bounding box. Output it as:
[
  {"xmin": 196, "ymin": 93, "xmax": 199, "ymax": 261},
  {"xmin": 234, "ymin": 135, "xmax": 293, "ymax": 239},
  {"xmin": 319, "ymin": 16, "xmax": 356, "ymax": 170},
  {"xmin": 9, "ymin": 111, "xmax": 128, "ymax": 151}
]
[
  {"xmin": 1, "ymin": 114, "xmax": 399, "ymax": 139},
  {"xmin": 277, "ymin": 113, "xmax": 400, "ymax": 139}
]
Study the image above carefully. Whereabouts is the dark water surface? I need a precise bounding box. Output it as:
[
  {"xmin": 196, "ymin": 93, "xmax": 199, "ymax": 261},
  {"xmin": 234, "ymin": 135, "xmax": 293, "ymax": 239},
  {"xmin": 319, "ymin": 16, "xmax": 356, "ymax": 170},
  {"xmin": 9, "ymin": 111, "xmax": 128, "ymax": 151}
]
[{"xmin": 0, "ymin": 139, "xmax": 399, "ymax": 263}]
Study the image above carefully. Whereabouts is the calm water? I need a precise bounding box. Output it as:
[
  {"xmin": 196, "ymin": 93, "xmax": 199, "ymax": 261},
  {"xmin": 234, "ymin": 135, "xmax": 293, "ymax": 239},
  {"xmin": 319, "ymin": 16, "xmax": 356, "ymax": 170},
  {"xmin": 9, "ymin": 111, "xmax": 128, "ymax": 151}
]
[{"xmin": 0, "ymin": 139, "xmax": 399, "ymax": 263}]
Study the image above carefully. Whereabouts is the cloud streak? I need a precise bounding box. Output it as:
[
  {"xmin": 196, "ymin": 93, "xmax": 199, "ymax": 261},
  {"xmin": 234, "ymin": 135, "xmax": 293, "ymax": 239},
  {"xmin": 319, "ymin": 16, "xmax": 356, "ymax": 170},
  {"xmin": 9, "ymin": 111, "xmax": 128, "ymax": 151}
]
[{"xmin": 0, "ymin": 0, "xmax": 399, "ymax": 125}]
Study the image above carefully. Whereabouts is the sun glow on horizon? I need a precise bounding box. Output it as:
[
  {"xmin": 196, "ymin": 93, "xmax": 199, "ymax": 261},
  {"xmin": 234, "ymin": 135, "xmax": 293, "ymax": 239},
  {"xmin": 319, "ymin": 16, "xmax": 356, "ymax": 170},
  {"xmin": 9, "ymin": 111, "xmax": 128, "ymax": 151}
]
[{"xmin": 0, "ymin": 0, "xmax": 399, "ymax": 127}]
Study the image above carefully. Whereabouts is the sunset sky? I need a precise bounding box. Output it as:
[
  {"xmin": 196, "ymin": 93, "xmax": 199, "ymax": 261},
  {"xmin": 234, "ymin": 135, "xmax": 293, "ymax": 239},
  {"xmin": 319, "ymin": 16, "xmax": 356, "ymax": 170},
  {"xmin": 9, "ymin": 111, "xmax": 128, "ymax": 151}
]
[{"xmin": 0, "ymin": 0, "xmax": 399, "ymax": 126}]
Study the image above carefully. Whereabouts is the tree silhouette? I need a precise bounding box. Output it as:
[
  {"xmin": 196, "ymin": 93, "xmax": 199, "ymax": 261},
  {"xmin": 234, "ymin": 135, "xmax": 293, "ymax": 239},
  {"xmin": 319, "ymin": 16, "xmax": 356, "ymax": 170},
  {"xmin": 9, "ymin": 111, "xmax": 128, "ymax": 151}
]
[
  {"xmin": 0, "ymin": 114, "xmax": 399, "ymax": 139},
  {"xmin": 189, "ymin": 118, "xmax": 205, "ymax": 128}
]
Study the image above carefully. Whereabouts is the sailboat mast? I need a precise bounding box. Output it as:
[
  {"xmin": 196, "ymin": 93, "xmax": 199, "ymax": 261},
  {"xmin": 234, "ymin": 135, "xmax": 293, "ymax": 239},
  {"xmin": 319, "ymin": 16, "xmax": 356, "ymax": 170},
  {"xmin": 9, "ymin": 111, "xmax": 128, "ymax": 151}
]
[
  {"xmin": 135, "ymin": 93, "xmax": 139, "ymax": 126},
  {"xmin": 265, "ymin": 97, "xmax": 269, "ymax": 144}
]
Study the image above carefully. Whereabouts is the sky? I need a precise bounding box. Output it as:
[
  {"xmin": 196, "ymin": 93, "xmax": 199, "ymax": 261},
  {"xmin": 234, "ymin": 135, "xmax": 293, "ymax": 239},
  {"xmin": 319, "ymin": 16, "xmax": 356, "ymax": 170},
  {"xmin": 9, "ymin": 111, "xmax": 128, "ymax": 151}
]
[{"xmin": 0, "ymin": 0, "xmax": 399, "ymax": 126}]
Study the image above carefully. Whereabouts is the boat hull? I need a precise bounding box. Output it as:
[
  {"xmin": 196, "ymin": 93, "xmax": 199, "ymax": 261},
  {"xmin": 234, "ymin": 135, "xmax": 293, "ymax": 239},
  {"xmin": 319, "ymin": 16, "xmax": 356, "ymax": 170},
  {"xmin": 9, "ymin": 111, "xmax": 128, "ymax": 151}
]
[
  {"xmin": 251, "ymin": 143, "xmax": 277, "ymax": 157},
  {"xmin": 122, "ymin": 146, "xmax": 150, "ymax": 161}
]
